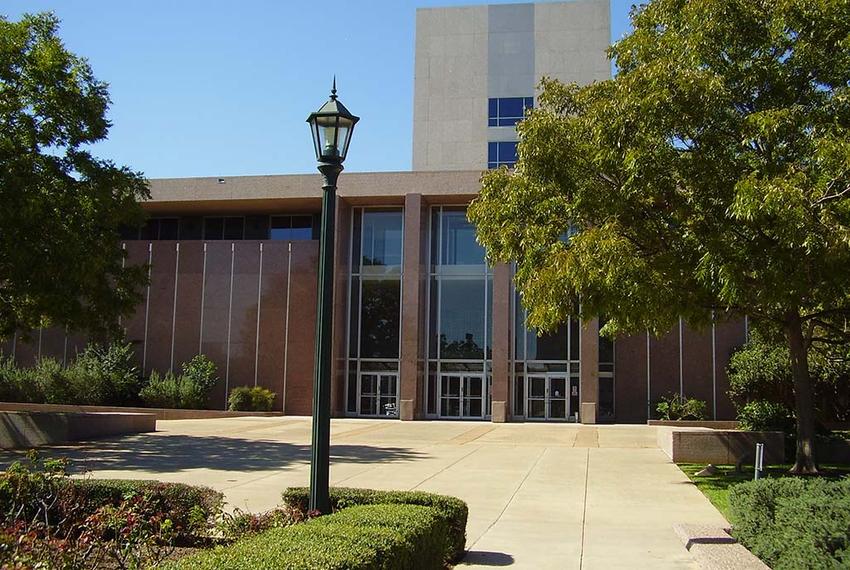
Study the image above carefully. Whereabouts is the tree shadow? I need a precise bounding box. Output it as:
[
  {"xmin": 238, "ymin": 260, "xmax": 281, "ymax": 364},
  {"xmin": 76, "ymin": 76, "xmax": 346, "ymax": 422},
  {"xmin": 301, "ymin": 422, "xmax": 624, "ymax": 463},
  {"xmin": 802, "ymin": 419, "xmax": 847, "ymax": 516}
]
[
  {"xmin": 462, "ymin": 551, "xmax": 515, "ymax": 566},
  {"xmin": 0, "ymin": 433, "xmax": 425, "ymax": 474}
]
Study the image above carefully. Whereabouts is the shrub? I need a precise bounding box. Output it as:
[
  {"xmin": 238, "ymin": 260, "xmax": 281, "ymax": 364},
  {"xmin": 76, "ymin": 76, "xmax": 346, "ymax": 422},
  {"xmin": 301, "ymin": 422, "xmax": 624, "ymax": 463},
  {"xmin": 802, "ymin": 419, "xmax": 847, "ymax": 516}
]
[
  {"xmin": 181, "ymin": 355, "xmax": 219, "ymax": 407},
  {"xmin": 729, "ymin": 477, "xmax": 850, "ymax": 569},
  {"xmin": 140, "ymin": 355, "xmax": 219, "ymax": 409},
  {"xmin": 0, "ymin": 356, "xmax": 40, "ymax": 402},
  {"xmin": 281, "ymin": 487, "xmax": 468, "ymax": 564},
  {"xmin": 164, "ymin": 504, "xmax": 449, "ymax": 570},
  {"xmin": 737, "ymin": 400, "xmax": 795, "ymax": 433},
  {"xmin": 655, "ymin": 393, "xmax": 708, "ymax": 421},
  {"xmin": 74, "ymin": 341, "xmax": 143, "ymax": 406},
  {"xmin": 228, "ymin": 386, "xmax": 276, "ymax": 412},
  {"xmin": 217, "ymin": 506, "xmax": 303, "ymax": 541}
]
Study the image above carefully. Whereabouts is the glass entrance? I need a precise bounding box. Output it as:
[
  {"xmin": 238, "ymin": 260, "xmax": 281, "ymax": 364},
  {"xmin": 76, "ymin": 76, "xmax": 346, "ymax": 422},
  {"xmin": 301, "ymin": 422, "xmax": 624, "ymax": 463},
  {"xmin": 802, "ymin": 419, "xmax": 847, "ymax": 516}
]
[
  {"xmin": 439, "ymin": 374, "xmax": 486, "ymax": 419},
  {"xmin": 359, "ymin": 372, "xmax": 399, "ymax": 417},
  {"xmin": 527, "ymin": 375, "xmax": 569, "ymax": 421}
]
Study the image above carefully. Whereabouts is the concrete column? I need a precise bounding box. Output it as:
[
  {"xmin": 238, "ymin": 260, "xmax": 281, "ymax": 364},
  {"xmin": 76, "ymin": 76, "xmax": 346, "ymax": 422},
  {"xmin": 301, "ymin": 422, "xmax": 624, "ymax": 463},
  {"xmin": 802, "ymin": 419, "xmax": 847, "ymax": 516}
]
[
  {"xmin": 399, "ymin": 193, "xmax": 427, "ymax": 420},
  {"xmin": 580, "ymin": 317, "xmax": 599, "ymax": 424},
  {"xmin": 490, "ymin": 263, "xmax": 512, "ymax": 422},
  {"xmin": 331, "ymin": 200, "xmax": 352, "ymax": 417}
]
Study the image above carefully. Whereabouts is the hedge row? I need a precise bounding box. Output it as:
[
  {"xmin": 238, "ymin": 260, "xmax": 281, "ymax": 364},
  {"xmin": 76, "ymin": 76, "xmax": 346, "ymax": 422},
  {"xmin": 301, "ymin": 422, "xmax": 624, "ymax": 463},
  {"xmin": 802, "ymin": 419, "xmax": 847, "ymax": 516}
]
[
  {"xmin": 729, "ymin": 477, "xmax": 850, "ymax": 569},
  {"xmin": 165, "ymin": 503, "xmax": 448, "ymax": 570},
  {"xmin": 281, "ymin": 487, "xmax": 469, "ymax": 563}
]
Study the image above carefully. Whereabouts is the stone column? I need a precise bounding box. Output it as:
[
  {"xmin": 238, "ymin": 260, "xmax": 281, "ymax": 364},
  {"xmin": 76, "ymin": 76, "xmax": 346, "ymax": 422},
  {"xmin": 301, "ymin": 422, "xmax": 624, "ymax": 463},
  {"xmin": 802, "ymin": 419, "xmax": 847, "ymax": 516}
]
[
  {"xmin": 399, "ymin": 193, "xmax": 427, "ymax": 420},
  {"xmin": 330, "ymin": 200, "xmax": 351, "ymax": 417},
  {"xmin": 490, "ymin": 263, "xmax": 512, "ymax": 422},
  {"xmin": 580, "ymin": 317, "xmax": 599, "ymax": 424}
]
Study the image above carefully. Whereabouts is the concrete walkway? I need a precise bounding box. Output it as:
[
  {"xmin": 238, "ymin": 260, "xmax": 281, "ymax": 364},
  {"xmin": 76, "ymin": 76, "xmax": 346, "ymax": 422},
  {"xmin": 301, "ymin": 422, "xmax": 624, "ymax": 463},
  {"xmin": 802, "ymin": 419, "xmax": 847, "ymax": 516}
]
[{"xmin": 1, "ymin": 418, "xmax": 727, "ymax": 569}]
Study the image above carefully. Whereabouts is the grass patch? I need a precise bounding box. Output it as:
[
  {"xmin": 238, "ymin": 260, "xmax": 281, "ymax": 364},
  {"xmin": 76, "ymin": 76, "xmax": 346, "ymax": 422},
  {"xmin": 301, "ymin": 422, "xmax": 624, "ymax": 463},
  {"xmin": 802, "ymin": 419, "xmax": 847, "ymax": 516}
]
[{"xmin": 678, "ymin": 463, "xmax": 850, "ymax": 520}]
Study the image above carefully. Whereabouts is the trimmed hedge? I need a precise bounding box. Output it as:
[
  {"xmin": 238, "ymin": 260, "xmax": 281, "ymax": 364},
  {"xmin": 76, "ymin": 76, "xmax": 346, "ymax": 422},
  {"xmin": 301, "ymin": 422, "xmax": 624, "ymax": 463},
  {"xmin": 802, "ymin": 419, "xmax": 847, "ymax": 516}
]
[
  {"xmin": 165, "ymin": 503, "xmax": 447, "ymax": 569},
  {"xmin": 281, "ymin": 487, "xmax": 469, "ymax": 563},
  {"xmin": 729, "ymin": 477, "xmax": 850, "ymax": 569}
]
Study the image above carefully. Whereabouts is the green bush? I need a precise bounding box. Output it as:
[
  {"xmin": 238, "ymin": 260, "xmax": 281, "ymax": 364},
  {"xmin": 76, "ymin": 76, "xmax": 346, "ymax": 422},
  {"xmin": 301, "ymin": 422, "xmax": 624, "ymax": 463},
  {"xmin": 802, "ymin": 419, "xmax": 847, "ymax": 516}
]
[
  {"xmin": 0, "ymin": 356, "xmax": 40, "ymax": 402},
  {"xmin": 140, "ymin": 355, "xmax": 219, "ymax": 409},
  {"xmin": 181, "ymin": 355, "xmax": 219, "ymax": 406},
  {"xmin": 655, "ymin": 393, "xmax": 708, "ymax": 421},
  {"xmin": 164, "ymin": 504, "xmax": 448, "ymax": 570},
  {"xmin": 729, "ymin": 477, "xmax": 850, "ymax": 569},
  {"xmin": 228, "ymin": 386, "xmax": 276, "ymax": 412},
  {"xmin": 737, "ymin": 400, "xmax": 795, "ymax": 433},
  {"xmin": 281, "ymin": 487, "xmax": 468, "ymax": 564}
]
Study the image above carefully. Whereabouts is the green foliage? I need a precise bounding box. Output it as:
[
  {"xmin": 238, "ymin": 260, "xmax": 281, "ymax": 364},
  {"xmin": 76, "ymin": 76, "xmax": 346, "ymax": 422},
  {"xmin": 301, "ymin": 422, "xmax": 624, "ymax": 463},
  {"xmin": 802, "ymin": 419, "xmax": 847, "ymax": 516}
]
[
  {"xmin": 469, "ymin": 0, "xmax": 850, "ymax": 471},
  {"xmin": 0, "ymin": 12, "xmax": 150, "ymax": 340},
  {"xmin": 729, "ymin": 477, "xmax": 850, "ymax": 569},
  {"xmin": 281, "ymin": 487, "xmax": 469, "ymax": 564},
  {"xmin": 164, "ymin": 504, "xmax": 449, "ymax": 570},
  {"xmin": 655, "ymin": 393, "xmax": 708, "ymax": 421},
  {"xmin": 0, "ymin": 341, "xmax": 142, "ymax": 406},
  {"xmin": 228, "ymin": 386, "xmax": 276, "ymax": 412},
  {"xmin": 139, "ymin": 355, "xmax": 219, "ymax": 409},
  {"xmin": 217, "ymin": 507, "xmax": 303, "ymax": 542},
  {"xmin": 737, "ymin": 400, "xmax": 796, "ymax": 433}
]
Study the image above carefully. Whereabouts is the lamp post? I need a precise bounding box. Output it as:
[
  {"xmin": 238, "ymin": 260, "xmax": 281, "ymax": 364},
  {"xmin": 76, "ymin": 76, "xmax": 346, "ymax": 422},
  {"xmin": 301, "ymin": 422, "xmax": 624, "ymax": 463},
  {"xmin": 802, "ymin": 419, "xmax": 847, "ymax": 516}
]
[{"xmin": 306, "ymin": 79, "xmax": 359, "ymax": 514}]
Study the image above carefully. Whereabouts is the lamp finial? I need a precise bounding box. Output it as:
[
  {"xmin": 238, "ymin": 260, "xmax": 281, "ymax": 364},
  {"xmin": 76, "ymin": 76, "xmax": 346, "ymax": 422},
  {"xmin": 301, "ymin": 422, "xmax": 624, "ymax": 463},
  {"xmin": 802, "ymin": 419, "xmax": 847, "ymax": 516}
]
[{"xmin": 330, "ymin": 76, "xmax": 337, "ymax": 100}]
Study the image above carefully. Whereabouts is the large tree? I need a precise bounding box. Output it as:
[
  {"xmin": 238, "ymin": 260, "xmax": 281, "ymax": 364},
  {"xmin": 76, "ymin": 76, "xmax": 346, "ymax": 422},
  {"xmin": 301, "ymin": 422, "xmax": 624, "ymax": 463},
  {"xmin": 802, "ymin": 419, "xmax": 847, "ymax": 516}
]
[
  {"xmin": 469, "ymin": 0, "xmax": 850, "ymax": 473},
  {"xmin": 0, "ymin": 13, "xmax": 149, "ymax": 340}
]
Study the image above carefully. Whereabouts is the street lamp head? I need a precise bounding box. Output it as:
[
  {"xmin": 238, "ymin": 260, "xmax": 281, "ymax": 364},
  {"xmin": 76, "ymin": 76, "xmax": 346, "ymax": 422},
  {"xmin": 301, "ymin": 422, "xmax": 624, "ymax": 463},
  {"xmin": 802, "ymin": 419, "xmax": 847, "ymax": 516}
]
[{"xmin": 307, "ymin": 78, "xmax": 359, "ymax": 164}]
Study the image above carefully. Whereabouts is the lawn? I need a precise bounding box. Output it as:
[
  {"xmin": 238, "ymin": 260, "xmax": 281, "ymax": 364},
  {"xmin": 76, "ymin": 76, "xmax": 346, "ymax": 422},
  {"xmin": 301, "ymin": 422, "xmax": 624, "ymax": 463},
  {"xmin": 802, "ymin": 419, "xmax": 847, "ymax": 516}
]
[{"xmin": 678, "ymin": 463, "xmax": 850, "ymax": 520}]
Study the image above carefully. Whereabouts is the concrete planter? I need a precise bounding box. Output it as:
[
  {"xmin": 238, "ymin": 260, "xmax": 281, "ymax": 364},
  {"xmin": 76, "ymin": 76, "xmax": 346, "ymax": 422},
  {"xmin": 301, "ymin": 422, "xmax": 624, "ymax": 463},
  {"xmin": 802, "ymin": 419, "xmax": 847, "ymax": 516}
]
[
  {"xmin": 0, "ymin": 411, "xmax": 156, "ymax": 449},
  {"xmin": 0, "ymin": 402, "xmax": 283, "ymax": 421},
  {"xmin": 649, "ymin": 420, "xmax": 740, "ymax": 430},
  {"xmin": 658, "ymin": 427, "xmax": 784, "ymax": 464}
]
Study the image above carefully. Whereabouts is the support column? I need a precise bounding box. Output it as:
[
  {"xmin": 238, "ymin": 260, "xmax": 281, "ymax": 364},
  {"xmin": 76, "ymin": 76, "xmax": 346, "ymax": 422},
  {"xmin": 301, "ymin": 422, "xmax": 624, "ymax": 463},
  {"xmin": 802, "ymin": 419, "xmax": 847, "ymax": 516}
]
[
  {"xmin": 399, "ymin": 193, "xmax": 427, "ymax": 420},
  {"xmin": 580, "ymin": 317, "xmax": 600, "ymax": 424},
  {"xmin": 490, "ymin": 263, "xmax": 512, "ymax": 422},
  {"xmin": 331, "ymin": 199, "xmax": 352, "ymax": 417}
]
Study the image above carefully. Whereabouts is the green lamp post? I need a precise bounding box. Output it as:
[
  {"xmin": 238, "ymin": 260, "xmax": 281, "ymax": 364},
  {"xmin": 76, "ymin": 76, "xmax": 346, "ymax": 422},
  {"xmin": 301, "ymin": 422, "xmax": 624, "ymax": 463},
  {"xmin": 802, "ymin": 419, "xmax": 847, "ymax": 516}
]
[{"xmin": 306, "ymin": 79, "xmax": 359, "ymax": 514}]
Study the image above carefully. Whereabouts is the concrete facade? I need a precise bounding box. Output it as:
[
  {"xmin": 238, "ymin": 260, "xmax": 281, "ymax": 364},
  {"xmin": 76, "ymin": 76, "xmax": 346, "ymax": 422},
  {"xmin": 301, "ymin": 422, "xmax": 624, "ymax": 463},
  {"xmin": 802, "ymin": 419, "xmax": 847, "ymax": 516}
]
[{"xmin": 412, "ymin": 0, "xmax": 610, "ymax": 170}]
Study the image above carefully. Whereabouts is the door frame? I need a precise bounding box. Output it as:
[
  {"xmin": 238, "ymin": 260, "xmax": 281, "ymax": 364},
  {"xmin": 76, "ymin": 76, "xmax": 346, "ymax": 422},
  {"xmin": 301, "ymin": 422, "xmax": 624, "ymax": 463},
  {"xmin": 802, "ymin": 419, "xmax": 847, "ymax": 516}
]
[
  {"xmin": 357, "ymin": 371, "xmax": 399, "ymax": 417},
  {"xmin": 437, "ymin": 373, "xmax": 489, "ymax": 419},
  {"xmin": 525, "ymin": 372, "xmax": 573, "ymax": 422}
]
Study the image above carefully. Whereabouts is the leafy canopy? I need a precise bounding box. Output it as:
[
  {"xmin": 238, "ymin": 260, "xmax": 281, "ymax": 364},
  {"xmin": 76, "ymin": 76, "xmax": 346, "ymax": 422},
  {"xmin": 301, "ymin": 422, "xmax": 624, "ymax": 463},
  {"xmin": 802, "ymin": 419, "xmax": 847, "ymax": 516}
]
[
  {"xmin": 0, "ymin": 13, "xmax": 149, "ymax": 339},
  {"xmin": 470, "ymin": 0, "xmax": 850, "ymax": 340}
]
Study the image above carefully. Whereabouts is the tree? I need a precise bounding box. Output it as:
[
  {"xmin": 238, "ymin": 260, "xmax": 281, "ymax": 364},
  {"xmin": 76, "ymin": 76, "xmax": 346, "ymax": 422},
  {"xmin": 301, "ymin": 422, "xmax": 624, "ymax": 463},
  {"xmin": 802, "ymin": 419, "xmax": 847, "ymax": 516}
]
[
  {"xmin": 0, "ymin": 13, "xmax": 149, "ymax": 340},
  {"xmin": 469, "ymin": 0, "xmax": 850, "ymax": 474}
]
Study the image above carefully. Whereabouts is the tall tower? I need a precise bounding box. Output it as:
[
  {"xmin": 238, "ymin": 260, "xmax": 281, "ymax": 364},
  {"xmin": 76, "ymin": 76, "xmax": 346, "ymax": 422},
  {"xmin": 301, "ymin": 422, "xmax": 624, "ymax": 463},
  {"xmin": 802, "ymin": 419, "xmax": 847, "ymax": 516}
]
[{"xmin": 412, "ymin": 0, "xmax": 610, "ymax": 171}]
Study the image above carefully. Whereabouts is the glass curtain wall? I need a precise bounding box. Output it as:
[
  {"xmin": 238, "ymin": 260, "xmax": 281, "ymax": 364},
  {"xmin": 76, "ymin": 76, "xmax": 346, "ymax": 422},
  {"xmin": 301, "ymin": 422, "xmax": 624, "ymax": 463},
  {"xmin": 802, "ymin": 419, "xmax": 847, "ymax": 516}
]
[
  {"xmin": 345, "ymin": 208, "xmax": 403, "ymax": 418},
  {"xmin": 512, "ymin": 284, "xmax": 581, "ymax": 422},
  {"xmin": 425, "ymin": 206, "xmax": 493, "ymax": 420}
]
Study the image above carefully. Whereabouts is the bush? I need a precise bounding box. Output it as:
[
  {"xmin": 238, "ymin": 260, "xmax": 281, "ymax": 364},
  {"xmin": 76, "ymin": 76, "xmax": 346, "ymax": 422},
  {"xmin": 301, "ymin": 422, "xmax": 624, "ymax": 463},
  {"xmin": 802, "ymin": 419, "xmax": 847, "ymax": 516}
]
[
  {"xmin": 164, "ymin": 503, "xmax": 449, "ymax": 570},
  {"xmin": 655, "ymin": 393, "xmax": 708, "ymax": 421},
  {"xmin": 737, "ymin": 400, "xmax": 795, "ymax": 433},
  {"xmin": 228, "ymin": 386, "xmax": 276, "ymax": 412},
  {"xmin": 181, "ymin": 355, "xmax": 219, "ymax": 406},
  {"xmin": 140, "ymin": 355, "xmax": 219, "ymax": 409},
  {"xmin": 281, "ymin": 487, "xmax": 468, "ymax": 564},
  {"xmin": 729, "ymin": 477, "xmax": 850, "ymax": 569}
]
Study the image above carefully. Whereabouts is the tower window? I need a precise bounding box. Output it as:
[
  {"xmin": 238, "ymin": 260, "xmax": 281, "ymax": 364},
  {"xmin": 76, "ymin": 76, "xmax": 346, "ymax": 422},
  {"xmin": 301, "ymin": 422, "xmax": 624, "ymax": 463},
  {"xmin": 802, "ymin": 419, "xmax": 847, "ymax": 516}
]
[
  {"xmin": 488, "ymin": 141, "xmax": 518, "ymax": 169},
  {"xmin": 488, "ymin": 97, "xmax": 534, "ymax": 127}
]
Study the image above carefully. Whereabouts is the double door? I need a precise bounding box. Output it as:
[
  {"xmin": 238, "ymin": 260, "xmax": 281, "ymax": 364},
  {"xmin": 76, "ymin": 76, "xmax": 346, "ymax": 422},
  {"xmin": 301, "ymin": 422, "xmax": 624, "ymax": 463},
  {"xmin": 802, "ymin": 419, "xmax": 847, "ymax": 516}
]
[
  {"xmin": 359, "ymin": 372, "xmax": 399, "ymax": 417},
  {"xmin": 527, "ymin": 374, "xmax": 577, "ymax": 421},
  {"xmin": 439, "ymin": 374, "xmax": 488, "ymax": 419}
]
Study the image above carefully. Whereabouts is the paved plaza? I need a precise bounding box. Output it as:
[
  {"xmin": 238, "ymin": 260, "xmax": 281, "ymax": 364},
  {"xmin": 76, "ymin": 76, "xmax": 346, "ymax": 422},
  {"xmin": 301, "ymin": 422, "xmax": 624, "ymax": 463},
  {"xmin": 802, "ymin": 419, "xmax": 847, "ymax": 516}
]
[{"xmin": 2, "ymin": 418, "xmax": 727, "ymax": 569}]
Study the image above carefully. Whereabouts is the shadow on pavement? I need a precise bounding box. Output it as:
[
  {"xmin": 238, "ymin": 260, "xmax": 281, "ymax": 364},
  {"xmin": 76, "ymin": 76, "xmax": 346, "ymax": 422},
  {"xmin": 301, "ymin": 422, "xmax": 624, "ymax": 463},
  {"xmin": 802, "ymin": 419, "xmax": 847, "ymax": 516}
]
[
  {"xmin": 462, "ymin": 551, "xmax": 515, "ymax": 566},
  {"xmin": 0, "ymin": 433, "xmax": 425, "ymax": 473}
]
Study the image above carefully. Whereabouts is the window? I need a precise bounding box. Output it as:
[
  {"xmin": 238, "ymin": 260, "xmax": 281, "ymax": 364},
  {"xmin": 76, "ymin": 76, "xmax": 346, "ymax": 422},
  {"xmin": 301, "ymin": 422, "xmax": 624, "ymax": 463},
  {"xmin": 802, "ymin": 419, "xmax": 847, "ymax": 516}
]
[
  {"xmin": 270, "ymin": 215, "xmax": 314, "ymax": 240},
  {"xmin": 488, "ymin": 141, "xmax": 518, "ymax": 169},
  {"xmin": 488, "ymin": 97, "xmax": 534, "ymax": 127}
]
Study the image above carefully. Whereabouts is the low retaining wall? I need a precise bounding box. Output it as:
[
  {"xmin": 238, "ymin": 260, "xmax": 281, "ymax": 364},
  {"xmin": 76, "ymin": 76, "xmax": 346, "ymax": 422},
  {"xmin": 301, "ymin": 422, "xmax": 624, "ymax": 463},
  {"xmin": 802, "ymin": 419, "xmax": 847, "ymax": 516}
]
[
  {"xmin": 658, "ymin": 427, "xmax": 785, "ymax": 464},
  {"xmin": 0, "ymin": 411, "xmax": 156, "ymax": 449},
  {"xmin": 818, "ymin": 438, "xmax": 850, "ymax": 464},
  {"xmin": 648, "ymin": 420, "xmax": 739, "ymax": 430},
  {"xmin": 0, "ymin": 402, "xmax": 283, "ymax": 421}
]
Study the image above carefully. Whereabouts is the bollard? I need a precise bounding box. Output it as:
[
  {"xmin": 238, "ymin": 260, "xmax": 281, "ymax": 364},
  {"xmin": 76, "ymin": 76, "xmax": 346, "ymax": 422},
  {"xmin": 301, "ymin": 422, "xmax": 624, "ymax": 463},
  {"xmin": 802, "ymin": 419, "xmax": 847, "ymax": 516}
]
[{"xmin": 754, "ymin": 442, "xmax": 764, "ymax": 480}]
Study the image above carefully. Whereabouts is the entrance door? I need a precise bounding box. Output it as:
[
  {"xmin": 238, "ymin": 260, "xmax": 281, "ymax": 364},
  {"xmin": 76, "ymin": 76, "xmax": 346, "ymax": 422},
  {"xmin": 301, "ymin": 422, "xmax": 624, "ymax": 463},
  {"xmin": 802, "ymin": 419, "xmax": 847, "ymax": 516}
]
[
  {"xmin": 359, "ymin": 372, "xmax": 399, "ymax": 417},
  {"xmin": 527, "ymin": 375, "xmax": 569, "ymax": 421},
  {"xmin": 439, "ymin": 374, "xmax": 486, "ymax": 419}
]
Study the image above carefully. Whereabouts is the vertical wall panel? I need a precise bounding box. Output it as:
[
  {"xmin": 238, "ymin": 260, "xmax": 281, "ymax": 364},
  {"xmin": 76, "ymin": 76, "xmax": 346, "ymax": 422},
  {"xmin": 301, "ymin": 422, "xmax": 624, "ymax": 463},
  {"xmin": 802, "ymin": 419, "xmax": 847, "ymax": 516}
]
[
  {"xmin": 682, "ymin": 324, "xmax": 714, "ymax": 414},
  {"xmin": 200, "ymin": 242, "xmax": 235, "ymax": 409},
  {"xmin": 227, "ymin": 242, "xmax": 262, "ymax": 395},
  {"xmin": 123, "ymin": 242, "xmax": 151, "ymax": 366},
  {"xmin": 286, "ymin": 242, "xmax": 319, "ymax": 415},
  {"xmin": 649, "ymin": 329, "xmax": 680, "ymax": 414},
  {"xmin": 144, "ymin": 242, "xmax": 178, "ymax": 375},
  {"xmin": 255, "ymin": 242, "xmax": 289, "ymax": 410},
  {"xmin": 331, "ymin": 202, "xmax": 351, "ymax": 416},
  {"xmin": 714, "ymin": 317, "xmax": 747, "ymax": 419},
  {"xmin": 39, "ymin": 328, "xmax": 66, "ymax": 362},
  {"xmin": 614, "ymin": 332, "xmax": 648, "ymax": 423},
  {"xmin": 172, "ymin": 242, "xmax": 205, "ymax": 371}
]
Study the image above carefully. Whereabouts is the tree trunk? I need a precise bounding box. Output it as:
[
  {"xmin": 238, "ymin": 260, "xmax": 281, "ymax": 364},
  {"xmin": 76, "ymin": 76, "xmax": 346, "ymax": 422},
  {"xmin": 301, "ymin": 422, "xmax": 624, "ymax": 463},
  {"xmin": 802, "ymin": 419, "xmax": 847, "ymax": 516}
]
[{"xmin": 785, "ymin": 310, "xmax": 818, "ymax": 475}]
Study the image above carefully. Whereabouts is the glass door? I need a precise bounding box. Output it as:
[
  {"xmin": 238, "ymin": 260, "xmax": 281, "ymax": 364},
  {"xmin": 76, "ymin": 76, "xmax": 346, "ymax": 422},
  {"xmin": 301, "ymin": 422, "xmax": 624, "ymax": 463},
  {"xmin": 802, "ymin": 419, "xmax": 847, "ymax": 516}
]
[
  {"xmin": 439, "ymin": 374, "xmax": 486, "ymax": 419},
  {"xmin": 526, "ymin": 374, "xmax": 569, "ymax": 421},
  {"xmin": 359, "ymin": 372, "xmax": 399, "ymax": 417}
]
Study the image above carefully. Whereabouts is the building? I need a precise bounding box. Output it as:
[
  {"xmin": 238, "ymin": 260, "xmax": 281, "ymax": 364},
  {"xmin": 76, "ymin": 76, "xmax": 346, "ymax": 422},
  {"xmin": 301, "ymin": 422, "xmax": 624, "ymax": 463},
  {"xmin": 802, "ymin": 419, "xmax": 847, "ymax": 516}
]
[{"xmin": 3, "ymin": 1, "xmax": 746, "ymax": 423}]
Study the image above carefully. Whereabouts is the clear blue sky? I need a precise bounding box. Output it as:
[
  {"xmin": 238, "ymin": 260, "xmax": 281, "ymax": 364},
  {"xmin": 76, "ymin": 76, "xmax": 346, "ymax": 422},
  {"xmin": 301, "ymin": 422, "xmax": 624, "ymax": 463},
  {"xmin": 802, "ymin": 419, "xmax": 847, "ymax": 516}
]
[{"xmin": 4, "ymin": 1, "xmax": 635, "ymax": 178}]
